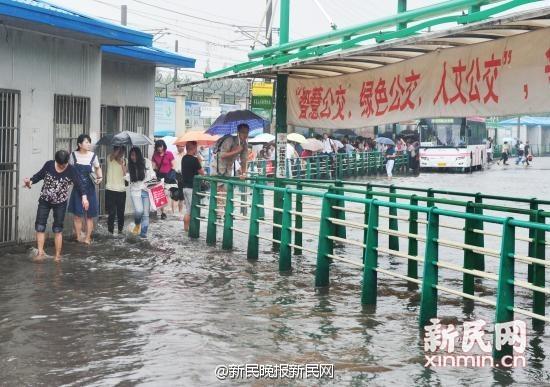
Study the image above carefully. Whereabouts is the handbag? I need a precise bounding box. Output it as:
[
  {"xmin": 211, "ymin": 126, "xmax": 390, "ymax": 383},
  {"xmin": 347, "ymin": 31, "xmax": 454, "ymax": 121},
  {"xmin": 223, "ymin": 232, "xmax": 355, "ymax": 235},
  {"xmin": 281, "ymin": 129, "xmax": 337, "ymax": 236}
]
[{"xmin": 155, "ymin": 152, "xmax": 177, "ymax": 183}]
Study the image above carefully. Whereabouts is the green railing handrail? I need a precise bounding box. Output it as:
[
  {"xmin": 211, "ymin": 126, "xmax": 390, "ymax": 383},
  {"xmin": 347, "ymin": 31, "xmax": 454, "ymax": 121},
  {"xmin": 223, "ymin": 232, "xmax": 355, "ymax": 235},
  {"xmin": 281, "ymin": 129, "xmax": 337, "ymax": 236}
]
[{"xmin": 189, "ymin": 175, "xmax": 548, "ymax": 358}]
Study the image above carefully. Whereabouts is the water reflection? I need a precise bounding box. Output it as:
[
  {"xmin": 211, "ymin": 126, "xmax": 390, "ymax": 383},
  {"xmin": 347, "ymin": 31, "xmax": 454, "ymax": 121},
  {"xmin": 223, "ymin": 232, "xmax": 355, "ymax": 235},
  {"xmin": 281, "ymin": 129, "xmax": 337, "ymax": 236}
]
[{"xmin": 1, "ymin": 161, "xmax": 550, "ymax": 384}]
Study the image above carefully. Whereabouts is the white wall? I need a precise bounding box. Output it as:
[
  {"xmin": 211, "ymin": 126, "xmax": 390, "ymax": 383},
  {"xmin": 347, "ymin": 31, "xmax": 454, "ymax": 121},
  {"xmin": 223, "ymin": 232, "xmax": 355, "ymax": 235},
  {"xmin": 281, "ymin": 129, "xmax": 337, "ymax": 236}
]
[
  {"xmin": 100, "ymin": 58, "xmax": 156, "ymax": 216},
  {"xmin": 0, "ymin": 26, "xmax": 102, "ymax": 242},
  {"xmin": 101, "ymin": 58, "xmax": 155, "ymax": 134}
]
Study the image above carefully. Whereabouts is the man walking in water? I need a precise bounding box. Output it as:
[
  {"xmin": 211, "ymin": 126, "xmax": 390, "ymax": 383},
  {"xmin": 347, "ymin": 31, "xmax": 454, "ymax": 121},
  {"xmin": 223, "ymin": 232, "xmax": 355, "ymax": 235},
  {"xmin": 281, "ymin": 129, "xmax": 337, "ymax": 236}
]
[{"xmin": 23, "ymin": 150, "xmax": 89, "ymax": 261}]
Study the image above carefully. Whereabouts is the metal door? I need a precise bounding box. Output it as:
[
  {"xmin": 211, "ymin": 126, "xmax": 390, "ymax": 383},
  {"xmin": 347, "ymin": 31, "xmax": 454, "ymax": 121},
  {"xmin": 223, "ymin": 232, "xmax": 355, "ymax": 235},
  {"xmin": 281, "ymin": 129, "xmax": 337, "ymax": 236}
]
[{"xmin": 0, "ymin": 90, "xmax": 20, "ymax": 245}]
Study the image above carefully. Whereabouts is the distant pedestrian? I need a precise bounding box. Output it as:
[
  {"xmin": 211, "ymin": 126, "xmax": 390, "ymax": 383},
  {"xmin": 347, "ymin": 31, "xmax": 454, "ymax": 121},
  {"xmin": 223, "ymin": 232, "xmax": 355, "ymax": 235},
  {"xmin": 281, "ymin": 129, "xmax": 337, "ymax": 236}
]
[
  {"xmin": 180, "ymin": 141, "xmax": 205, "ymax": 231},
  {"xmin": 408, "ymin": 140, "xmax": 421, "ymax": 176},
  {"xmin": 23, "ymin": 150, "xmax": 89, "ymax": 261},
  {"xmin": 486, "ymin": 137, "xmax": 494, "ymax": 162},
  {"xmin": 68, "ymin": 134, "xmax": 102, "ymax": 244},
  {"xmin": 523, "ymin": 141, "xmax": 532, "ymax": 166},
  {"xmin": 105, "ymin": 146, "xmax": 127, "ymax": 235},
  {"xmin": 385, "ymin": 144, "xmax": 396, "ymax": 179},
  {"xmin": 126, "ymin": 147, "xmax": 156, "ymax": 238},
  {"xmin": 515, "ymin": 141, "xmax": 525, "ymax": 165},
  {"xmin": 497, "ymin": 141, "xmax": 510, "ymax": 165},
  {"xmin": 172, "ymin": 144, "xmax": 186, "ymax": 215}
]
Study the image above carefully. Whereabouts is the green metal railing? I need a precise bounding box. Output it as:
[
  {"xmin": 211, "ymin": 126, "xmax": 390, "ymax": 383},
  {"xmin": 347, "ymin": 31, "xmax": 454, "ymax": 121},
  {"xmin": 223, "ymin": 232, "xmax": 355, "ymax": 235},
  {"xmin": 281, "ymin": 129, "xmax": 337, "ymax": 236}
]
[
  {"xmin": 247, "ymin": 151, "xmax": 409, "ymax": 180},
  {"xmin": 204, "ymin": 0, "xmax": 542, "ymax": 78},
  {"xmin": 188, "ymin": 176, "xmax": 549, "ymax": 358}
]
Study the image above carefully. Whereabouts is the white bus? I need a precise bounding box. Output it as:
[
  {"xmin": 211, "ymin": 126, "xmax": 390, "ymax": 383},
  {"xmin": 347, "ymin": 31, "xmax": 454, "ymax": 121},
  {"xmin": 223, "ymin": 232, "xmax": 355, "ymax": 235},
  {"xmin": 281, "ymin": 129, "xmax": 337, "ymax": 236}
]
[{"xmin": 417, "ymin": 117, "xmax": 488, "ymax": 172}]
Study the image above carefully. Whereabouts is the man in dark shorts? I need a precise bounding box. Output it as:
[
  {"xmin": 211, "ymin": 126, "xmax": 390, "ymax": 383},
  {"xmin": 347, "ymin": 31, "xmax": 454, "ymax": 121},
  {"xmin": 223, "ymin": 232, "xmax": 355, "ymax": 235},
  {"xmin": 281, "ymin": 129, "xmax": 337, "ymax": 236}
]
[
  {"xmin": 23, "ymin": 150, "xmax": 89, "ymax": 261},
  {"xmin": 180, "ymin": 141, "xmax": 205, "ymax": 231}
]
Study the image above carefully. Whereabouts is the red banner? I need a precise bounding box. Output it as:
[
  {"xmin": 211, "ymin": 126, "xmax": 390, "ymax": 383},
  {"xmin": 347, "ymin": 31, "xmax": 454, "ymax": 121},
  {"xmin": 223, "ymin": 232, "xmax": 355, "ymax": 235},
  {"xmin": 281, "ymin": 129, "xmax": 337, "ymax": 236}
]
[{"xmin": 287, "ymin": 28, "xmax": 550, "ymax": 129}]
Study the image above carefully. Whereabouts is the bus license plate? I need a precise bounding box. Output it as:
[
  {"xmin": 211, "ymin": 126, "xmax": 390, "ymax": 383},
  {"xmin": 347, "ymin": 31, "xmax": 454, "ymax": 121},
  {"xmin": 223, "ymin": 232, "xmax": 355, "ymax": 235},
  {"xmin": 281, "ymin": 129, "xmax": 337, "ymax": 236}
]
[{"xmin": 437, "ymin": 162, "xmax": 446, "ymax": 167}]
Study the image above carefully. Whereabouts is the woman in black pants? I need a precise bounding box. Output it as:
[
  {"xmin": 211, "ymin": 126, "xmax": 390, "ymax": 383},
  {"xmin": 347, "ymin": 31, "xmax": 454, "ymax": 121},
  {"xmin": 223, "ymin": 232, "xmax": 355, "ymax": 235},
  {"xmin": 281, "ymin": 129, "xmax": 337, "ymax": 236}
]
[{"xmin": 105, "ymin": 146, "xmax": 127, "ymax": 234}]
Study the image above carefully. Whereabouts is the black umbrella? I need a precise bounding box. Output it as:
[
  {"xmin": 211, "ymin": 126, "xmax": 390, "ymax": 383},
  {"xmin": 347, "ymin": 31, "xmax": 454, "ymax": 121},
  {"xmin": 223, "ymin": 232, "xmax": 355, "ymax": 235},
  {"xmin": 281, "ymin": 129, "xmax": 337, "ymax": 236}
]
[
  {"xmin": 398, "ymin": 129, "xmax": 420, "ymax": 141},
  {"xmin": 96, "ymin": 131, "xmax": 154, "ymax": 147}
]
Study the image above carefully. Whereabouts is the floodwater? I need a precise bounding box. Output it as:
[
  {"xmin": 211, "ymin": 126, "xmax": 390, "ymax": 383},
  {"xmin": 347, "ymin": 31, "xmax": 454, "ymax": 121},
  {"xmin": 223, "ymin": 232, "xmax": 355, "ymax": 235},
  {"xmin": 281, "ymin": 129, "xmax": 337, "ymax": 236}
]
[{"xmin": 1, "ymin": 159, "xmax": 550, "ymax": 386}]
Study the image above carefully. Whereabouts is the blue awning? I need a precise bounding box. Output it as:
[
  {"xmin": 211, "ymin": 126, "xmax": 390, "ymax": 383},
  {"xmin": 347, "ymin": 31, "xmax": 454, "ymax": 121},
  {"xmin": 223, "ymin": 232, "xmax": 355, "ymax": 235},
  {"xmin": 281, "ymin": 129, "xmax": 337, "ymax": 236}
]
[
  {"xmin": 498, "ymin": 116, "xmax": 550, "ymax": 126},
  {"xmin": 102, "ymin": 46, "xmax": 196, "ymax": 69},
  {"xmin": 0, "ymin": 0, "xmax": 152, "ymax": 46}
]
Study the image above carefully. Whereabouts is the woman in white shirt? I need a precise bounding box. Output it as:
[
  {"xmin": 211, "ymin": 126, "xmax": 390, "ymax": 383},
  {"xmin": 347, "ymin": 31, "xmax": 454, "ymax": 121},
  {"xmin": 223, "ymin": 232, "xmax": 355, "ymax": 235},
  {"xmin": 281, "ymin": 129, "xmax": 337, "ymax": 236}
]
[
  {"xmin": 67, "ymin": 134, "xmax": 102, "ymax": 244},
  {"xmin": 125, "ymin": 146, "xmax": 156, "ymax": 238}
]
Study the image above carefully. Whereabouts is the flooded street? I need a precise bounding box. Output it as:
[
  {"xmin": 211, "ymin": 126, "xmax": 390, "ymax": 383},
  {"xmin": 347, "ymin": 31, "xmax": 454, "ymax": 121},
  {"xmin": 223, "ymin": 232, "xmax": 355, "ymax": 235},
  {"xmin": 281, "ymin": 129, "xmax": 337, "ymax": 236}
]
[{"xmin": 1, "ymin": 159, "xmax": 550, "ymax": 386}]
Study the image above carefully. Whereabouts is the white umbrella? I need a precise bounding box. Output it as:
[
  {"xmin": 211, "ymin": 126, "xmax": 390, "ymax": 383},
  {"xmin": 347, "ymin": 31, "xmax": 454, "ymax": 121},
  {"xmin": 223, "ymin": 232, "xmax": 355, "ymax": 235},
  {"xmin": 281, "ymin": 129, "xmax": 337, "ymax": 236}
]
[
  {"xmin": 249, "ymin": 133, "xmax": 275, "ymax": 144},
  {"xmin": 162, "ymin": 136, "xmax": 178, "ymax": 155},
  {"xmin": 301, "ymin": 138, "xmax": 324, "ymax": 152},
  {"xmin": 287, "ymin": 132, "xmax": 307, "ymax": 144},
  {"xmin": 332, "ymin": 139, "xmax": 344, "ymax": 149}
]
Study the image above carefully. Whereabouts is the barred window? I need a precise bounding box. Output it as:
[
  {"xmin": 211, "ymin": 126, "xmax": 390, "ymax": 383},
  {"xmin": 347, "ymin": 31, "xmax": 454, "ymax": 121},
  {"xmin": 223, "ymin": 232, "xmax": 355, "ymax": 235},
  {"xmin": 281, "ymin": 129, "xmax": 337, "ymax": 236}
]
[{"xmin": 54, "ymin": 95, "xmax": 90, "ymax": 152}]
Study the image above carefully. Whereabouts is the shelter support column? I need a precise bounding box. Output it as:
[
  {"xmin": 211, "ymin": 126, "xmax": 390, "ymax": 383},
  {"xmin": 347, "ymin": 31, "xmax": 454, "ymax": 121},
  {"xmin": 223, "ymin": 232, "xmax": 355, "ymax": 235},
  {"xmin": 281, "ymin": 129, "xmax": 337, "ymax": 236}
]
[{"xmin": 273, "ymin": 73, "xmax": 288, "ymax": 248}]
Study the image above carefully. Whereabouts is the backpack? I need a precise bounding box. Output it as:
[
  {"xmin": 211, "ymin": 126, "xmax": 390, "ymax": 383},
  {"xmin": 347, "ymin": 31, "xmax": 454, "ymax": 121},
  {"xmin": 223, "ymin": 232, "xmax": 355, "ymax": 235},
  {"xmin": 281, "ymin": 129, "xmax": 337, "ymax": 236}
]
[{"xmin": 212, "ymin": 134, "xmax": 234, "ymax": 155}]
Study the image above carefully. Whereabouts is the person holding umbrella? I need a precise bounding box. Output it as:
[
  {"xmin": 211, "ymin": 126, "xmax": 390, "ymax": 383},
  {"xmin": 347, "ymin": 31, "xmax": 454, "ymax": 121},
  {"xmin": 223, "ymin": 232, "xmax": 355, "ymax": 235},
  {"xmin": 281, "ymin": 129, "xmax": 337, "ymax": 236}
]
[
  {"xmin": 215, "ymin": 123, "xmax": 249, "ymax": 179},
  {"xmin": 68, "ymin": 134, "xmax": 102, "ymax": 244},
  {"xmin": 105, "ymin": 146, "xmax": 127, "ymax": 235}
]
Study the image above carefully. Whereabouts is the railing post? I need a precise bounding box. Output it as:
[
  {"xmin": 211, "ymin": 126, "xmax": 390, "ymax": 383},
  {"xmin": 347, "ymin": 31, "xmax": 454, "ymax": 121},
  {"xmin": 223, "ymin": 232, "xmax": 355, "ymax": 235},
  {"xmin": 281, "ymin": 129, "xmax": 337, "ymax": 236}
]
[
  {"xmin": 273, "ymin": 181, "xmax": 284, "ymax": 252},
  {"xmin": 306, "ymin": 158, "xmax": 311, "ymax": 179},
  {"xmin": 472, "ymin": 193, "xmax": 485, "ymax": 271},
  {"xmin": 285, "ymin": 158, "xmax": 291, "ymax": 178},
  {"xmin": 532, "ymin": 210, "xmax": 546, "ymax": 331},
  {"xmin": 528, "ymin": 198, "xmax": 538, "ymax": 283},
  {"xmin": 294, "ymin": 182, "xmax": 303, "ymax": 255},
  {"xmin": 332, "ymin": 181, "xmax": 347, "ymax": 239},
  {"xmin": 388, "ymin": 185, "xmax": 399, "ymax": 251},
  {"xmin": 221, "ymin": 182, "xmax": 234, "ymax": 250},
  {"xmin": 279, "ymin": 189, "xmax": 293, "ymax": 271},
  {"xmin": 493, "ymin": 218, "xmax": 516, "ymax": 359},
  {"xmin": 325, "ymin": 155, "xmax": 331, "ymax": 179},
  {"xmin": 408, "ymin": 194, "xmax": 419, "ymax": 280},
  {"xmin": 206, "ymin": 182, "xmax": 218, "ymax": 245},
  {"xmin": 316, "ymin": 156, "xmax": 321, "ymax": 179},
  {"xmin": 363, "ymin": 183, "xmax": 373, "ymax": 258},
  {"xmin": 463, "ymin": 202, "xmax": 482, "ymax": 296},
  {"xmin": 258, "ymin": 185, "xmax": 265, "ymax": 220},
  {"xmin": 239, "ymin": 183, "xmax": 247, "ymax": 216},
  {"xmin": 315, "ymin": 194, "xmax": 334, "ymax": 288},
  {"xmin": 247, "ymin": 185, "xmax": 261, "ymax": 260},
  {"xmin": 419, "ymin": 208, "xmax": 439, "ymax": 328},
  {"xmin": 362, "ymin": 200, "xmax": 379, "ymax": 305},
  {"xmin": 188, "ymin": 177, "xmax": 202, "ymax": 238}
]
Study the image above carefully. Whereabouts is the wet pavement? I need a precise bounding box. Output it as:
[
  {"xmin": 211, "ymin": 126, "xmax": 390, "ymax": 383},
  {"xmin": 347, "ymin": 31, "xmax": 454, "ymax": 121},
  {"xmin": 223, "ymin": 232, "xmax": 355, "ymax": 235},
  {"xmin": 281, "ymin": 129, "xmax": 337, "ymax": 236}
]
[{"xmin": 1, "ymin": 158, "xmax": 550, "ymax": 386}]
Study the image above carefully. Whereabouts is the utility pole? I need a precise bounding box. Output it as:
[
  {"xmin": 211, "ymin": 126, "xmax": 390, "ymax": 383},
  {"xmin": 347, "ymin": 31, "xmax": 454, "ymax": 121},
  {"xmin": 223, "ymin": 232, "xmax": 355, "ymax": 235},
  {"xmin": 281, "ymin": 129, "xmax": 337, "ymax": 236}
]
[
  {"xmin": 174, "ymin": 40, "xmax": 179, "ymax": 89},
  {"xmin": 121, "ymin": 5, "xmax": 127, "ymax": 26},
  {"xmin": 266, "ymin": 0, "xmax": 273, "ymax": 47},
  {"xmin": 273, "ymin": 0, "xmax": 290, "ymax": 250},
  {"xmin": 397, "ymin": 0, "xmax": 407, "ymax": 30}
]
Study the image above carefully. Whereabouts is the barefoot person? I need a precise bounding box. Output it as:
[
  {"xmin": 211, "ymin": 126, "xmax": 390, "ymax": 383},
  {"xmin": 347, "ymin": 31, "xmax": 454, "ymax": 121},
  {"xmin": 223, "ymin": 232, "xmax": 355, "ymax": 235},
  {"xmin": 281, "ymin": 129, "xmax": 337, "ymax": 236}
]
[
  {"xmin": 68, "ymin": 134, "xmax": 102, "ymax": 244},
  {"xmin": 23, "ymin": 150, "xmax": 89, "ymax": 261}
]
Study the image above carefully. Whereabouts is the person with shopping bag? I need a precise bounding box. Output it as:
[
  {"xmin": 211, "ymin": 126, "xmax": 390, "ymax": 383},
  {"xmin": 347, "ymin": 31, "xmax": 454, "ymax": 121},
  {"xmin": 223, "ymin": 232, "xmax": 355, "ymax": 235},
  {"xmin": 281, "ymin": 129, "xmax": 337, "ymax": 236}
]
[{"xmin": 125, "ymin": 147, "xmax": 156, "ymax": 238}]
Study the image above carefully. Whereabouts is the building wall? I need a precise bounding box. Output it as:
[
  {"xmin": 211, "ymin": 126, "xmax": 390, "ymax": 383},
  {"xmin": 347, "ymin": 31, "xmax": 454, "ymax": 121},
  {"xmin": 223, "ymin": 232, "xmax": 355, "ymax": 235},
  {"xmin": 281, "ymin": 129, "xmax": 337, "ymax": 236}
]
[
  {"xmin": 100, "ymin": 58, "xmax": 156, "ymax": 216},
  {"xmin": 0, "ymin": 26, "xmax": 102, "ymax": 243},
  {"xmin": 101, "ymin": 58, "xmax": 155, "ymax": 133}
]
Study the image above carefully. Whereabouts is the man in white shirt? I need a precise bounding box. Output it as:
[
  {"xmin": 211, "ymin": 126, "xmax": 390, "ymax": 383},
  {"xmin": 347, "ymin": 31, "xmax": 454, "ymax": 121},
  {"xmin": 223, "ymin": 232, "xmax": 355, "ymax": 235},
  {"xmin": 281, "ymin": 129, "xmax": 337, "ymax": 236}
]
[{"xmin": 321, "ymin": 133, "xmax": 336, "ymax": 154}]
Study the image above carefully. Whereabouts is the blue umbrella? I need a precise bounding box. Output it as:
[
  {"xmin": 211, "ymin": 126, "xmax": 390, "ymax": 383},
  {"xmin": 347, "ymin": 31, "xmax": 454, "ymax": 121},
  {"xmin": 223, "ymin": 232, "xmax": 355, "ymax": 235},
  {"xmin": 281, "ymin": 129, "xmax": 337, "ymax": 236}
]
[
  {"xmin": 375, "ymin": 137, "xmax": 395, "ymax": 146},
  {"xmin": 206, "ymin": 110, "xmax": 267, "ymax": 137}
]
